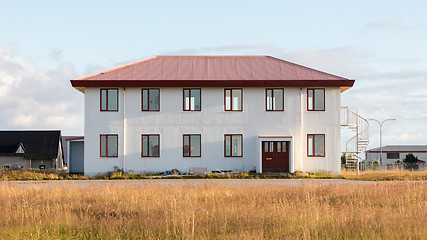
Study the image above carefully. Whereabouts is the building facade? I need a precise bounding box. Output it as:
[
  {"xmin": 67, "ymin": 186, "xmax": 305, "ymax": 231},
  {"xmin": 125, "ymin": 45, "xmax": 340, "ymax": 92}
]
[
  {"xmin": 71, "ymin": 56, "xmax": 354, "ymax": 175},
  {"xmin": 0, "ymin": 131, "xmax": 64, "ymax": 170},
  {"xmin": 365, "ymin": 145, "xmax": 427, "ymax": 166}
]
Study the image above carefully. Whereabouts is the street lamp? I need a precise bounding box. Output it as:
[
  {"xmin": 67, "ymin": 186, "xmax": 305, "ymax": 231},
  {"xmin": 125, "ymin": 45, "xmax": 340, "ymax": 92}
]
[{"xmin": 368, "ymin": 118, "xmax": 396, "ymax": 165}]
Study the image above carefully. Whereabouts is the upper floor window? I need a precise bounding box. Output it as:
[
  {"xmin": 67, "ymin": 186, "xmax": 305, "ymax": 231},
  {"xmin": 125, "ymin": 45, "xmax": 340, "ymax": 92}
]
[
  {"xmin": 141, "ymin": 134, "xmax": 160, "ymax": 157},
  {"xmin": 307, "ymin": 134, "xmax": 325, "ymax": 157},
  {"xmin": 387, "ymin": 152, "xmax": 399, "ymax": 159},
  {"xmin": 100, "ymin": 134, "xmax": 118, "ymax": 157},
  {"xmin": 100, "ymin": 89, "xmax": 118, "ymax": 111},
  {"xmin": 183, "ymin": 134, "xmax": 201, "ymax": 157},
  {"xmin": 225, "ymin": 89, "xmax": 242, "ymax": 111},
  {"xmin": 307, "ymin": 89, "xmax": 325, "ymax": 111},
  {"xmin": 266, "ymin": 89, "xmax": 284, "ymax": 111},
  {"xmin": 142, "ymin": 89, "xmax": 160, "ymax": 111},
  {"xmin": 224, "ymin": 134, "xmax": 243, "ymax": 157},
  {"xmin": 183, "ymin": 89, "xmax": 201, "ymax": 111}
]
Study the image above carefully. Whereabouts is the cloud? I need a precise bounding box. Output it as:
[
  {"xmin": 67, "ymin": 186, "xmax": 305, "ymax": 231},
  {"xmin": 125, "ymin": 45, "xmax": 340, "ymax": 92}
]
[
  {"xmin": 0, "ymin": 45, "xmax": 84, "ymax": 135},
  {"xmin": 49, "ymin": 48, "xmax": 63, "ymax": 62},
  {"xmin": 364, "ymin": 18, "xmax": 427, "ymax": 30}
]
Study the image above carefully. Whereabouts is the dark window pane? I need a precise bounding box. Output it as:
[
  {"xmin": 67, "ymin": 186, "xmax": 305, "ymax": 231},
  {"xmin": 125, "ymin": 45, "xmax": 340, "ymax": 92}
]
[
  {"xmin": 108, "ymin": 89, "xmax": 118, "ymax": 111},
  {"xmin": 308, "ymin": 90, "xmax": 314, "ymax": 110},
  {"xmin": 314, "ymin": 89, "xmax": 324, "ymax": 110},
  {"xmin": 225, "ymin": 135, "xmax": 231, "ymax": 156},
  {"xmin": 142, "ymin": 90, "xmax": 148, "ymax": 111},
  {"xmin": 314, "ymin": 135, "xmax": 324, "ymax": 156},
  {"xmin": 183, "ymin": 135, "xmax": 190, "ymax": 156},
  {"xmin": 149, "ymin": 89, "xmax": 160, "ymax": 111},
  {"xmin": 149, "ymin": 135, "xmax": 159, "ymax": 157},
  {"xmin": 100, "ymin": 135, "xmax": 107, "ymax": 156},
  {"xmin": 266, "ymin": 89, "xmax": 273, "ymax": 110},
  {"xmin": 192, "ymin": 89, "xmax": 201, "ymax": 111},
  {"xmin": 273, "ymin": 89, "xmax": 283, "ymax": 110},
  {"xmin": 107, "ymin": 135, "xmax": 118, "ymax": 157},
  {"xmin": 142, "ymin": 135, "xmax": 148, "ymax": 156},
  {"xmin": 191, "ymin": 135, "xmax": 201, "ymax": 156},
  {"xmin": 232, "ymin": 135, "xmax": 242, "ymax": 156},
  {"xmin": 232, "ymin": 89, "xmax": 242, "ymax": 111},
  {"xmin": 101, "ymin": 90, "xmax": 107, "ymax": 111},
  {"xmin": 308, "ymin": 135, "xmax": 314, "ymax": 156},
  {"xmin": 184, "ymin": 90, "xmax": 190, "ymax": 110},
  {"xmin": 225, "ymin": 90, "xmax": 231, "ymax": 111}
]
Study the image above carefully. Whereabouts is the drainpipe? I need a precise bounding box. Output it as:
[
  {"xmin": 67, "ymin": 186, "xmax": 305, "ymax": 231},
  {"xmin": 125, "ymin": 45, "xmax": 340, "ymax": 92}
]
[
  {"xmin": 123, "ymin": 88, "xmax": 126, "ymax": 173},
  {"xmin": 300, "ymin": 88, "xmax": 304, "ymax": 171}
]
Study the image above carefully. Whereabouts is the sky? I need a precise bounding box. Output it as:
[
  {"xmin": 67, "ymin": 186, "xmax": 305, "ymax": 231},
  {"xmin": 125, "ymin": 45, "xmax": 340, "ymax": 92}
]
[{"xmin": 1, "ymin": 0, "xmax": 426, "ymax": 152}]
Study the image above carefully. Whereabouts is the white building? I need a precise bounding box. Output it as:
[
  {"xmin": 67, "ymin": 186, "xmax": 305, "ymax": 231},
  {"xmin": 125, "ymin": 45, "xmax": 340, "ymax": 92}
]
[
  {"xmin": 70, "ymin": 56, "xmax": 354, "ymax": 175},
  {"xmin": 365, "ymin": 145, "xmax": 427, "ymax": 166}
]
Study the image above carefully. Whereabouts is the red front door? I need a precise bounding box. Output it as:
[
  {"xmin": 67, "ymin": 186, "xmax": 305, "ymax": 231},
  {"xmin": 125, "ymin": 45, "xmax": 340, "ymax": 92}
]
[{"xmin": 262, "ymin": 141, "xmax": 289, "ymax": 172}]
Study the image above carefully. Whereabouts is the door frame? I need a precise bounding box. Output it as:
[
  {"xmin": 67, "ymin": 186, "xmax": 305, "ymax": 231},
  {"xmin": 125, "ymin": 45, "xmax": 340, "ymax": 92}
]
[{"xmin": 258, "ymin": 136, "xmax": 294, "ymax": 173}]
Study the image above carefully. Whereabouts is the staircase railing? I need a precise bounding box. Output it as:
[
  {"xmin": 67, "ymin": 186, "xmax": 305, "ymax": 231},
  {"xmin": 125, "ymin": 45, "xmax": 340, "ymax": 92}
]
[{"xmin": 341, "ymin": 107, "xmax": 369, "ymax": 172}]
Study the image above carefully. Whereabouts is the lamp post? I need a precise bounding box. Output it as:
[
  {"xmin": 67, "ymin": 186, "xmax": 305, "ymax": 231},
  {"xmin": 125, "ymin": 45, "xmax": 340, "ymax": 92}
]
[{"xmin": 368, "ymin": 118, "xmax": 396, "ymax": 165}]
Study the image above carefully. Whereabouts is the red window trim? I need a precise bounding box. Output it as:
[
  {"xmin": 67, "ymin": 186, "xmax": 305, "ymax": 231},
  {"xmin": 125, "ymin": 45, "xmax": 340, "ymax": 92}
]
[
  {"xmin": 141, "ymin": 134, "xmax": 160, "ymax": 157},
  {"xmin": 307, "ymin": 134, "xmax": 325, "ymax": 157},
  {"xmin": 224, "ymin": 134, "xmax": 243, "ymax": 157},
  {"xmin": 307, "ymin": 88, "xmax": 325, "ymax": 111},
  {"xmin": 265, "ymin": 88, "xmax": 284, "ymax": 111},
  {"xmin": 224, "ymin": 89, "xmax": 243, "ymax": 112},
  {"xmin": 183, "ymin": 88, "xmax": 202, "ymax": 112},
  {"xmin": 183, "ymin": 134, "xmax": 201, "ymax": 157},
  {"xmin": 100, "ymin": 88, "xmax": 119, "ymax": 112},
  {"xmin": 100, "ymin": 134, "xmax": 118, "ymax": 158},
  {"xmin": 141, "ymin": 89, "xmax": 160, "ymax": 112}
]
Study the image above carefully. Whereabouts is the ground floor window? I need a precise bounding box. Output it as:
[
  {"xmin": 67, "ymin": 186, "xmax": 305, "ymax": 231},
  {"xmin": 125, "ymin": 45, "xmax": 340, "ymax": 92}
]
[
  {"xmin": 100, "ymin": 134, "xmax": 118, "ymax": 157},
  {"xmin": 224, "ymin": 134, "xmax": 243, "ymax": 157},
  {"xmin": 386, "ymin": 152, "xmax": 399, "ymax": 159},
  {"xmin": 307, "ymin": 134, "xmax": 325, "ymax": 157},
  {"xmin": 183, "ymin": 134, "xmax": 201, "ymax": 157},
  {"xmin": 142, "ymin": 134, "xmax": 160, "ymax": 157}
]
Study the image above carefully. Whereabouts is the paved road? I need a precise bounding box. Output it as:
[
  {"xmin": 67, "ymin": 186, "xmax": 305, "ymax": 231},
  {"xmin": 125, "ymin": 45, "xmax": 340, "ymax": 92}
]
[{"xmin": 0, "ymin": 179, "xmax": 381, "ymax": 189}]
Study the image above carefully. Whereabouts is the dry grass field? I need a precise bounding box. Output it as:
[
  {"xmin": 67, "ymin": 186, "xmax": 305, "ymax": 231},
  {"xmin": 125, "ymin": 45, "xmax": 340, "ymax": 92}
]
[{"xmin": 0, "ymin": 181, "xmax": 426, "ymax": 239}]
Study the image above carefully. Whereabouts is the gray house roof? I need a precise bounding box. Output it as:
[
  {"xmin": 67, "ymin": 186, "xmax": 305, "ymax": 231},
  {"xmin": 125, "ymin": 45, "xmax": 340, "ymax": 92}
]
[
  {"xmin": 0, "ymin": 130, "xmax": 62, "ymax": 159},
  {"xmin": 366, "ymin": 145, "xmax": 427, "ymax": 153}
]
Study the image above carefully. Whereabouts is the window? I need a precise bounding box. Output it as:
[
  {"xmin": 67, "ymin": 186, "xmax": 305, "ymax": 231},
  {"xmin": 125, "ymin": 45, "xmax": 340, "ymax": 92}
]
[
  {"xmin": 3, "ymin": 166, "xmax": 9, "ymax": 170},
  {"xmin": 183, "ymin": 134, "xmax": 201, "ymax": 157},
  {"xmin": 39, "ymin": 165, "xmax": 45, "ymax": 170},
  {"xmin": 387, "ymin": 153, "xmax": 399, "ymax": 159},
  {"xmin": 141, "ymin": 134, "xmax": 160, "ymax": 157},
  {"xmin": 100, "ymin": 89, "xmax": 118, "ymax": 111},
  {"xmin": 142, "ymin": 89, "xmax": 160, "ymax": 111},
  {"xmin": 266, "ymin": 89, "xmax": 284, "ymax": 111},
  {"xmin": 224, "ymin": 134, "xmax": 243, "ymax": 157},
  {"xmin": 100, "ymin": 134, "xmax": 118, "ymax": 157},
  {"xmin": 183, "ymin": 89, "xmax": 201, "ymax": 111},
  {"xmin": 225, "ymin": 89, "xmax": 242, "ymax": 111},
  {"xmin": 307, "ymin": 89, "xmax": 325, "ymax": 111},
  {"xmin": 307, "ymin": 134, "xmax": 325, "ymax": 157}
]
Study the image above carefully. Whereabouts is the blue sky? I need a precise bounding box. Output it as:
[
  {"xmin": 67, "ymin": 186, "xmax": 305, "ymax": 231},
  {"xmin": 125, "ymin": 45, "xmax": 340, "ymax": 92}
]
[{"xmin": 1, "ymin": 0, "xmax": 426, "ymax": 151}]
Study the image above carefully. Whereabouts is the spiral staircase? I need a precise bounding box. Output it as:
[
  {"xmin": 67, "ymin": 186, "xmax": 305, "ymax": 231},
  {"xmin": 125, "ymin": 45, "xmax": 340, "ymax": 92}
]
[{"xmin": 341, "ymin": 107, "xmax": 369, "ymax": 172}]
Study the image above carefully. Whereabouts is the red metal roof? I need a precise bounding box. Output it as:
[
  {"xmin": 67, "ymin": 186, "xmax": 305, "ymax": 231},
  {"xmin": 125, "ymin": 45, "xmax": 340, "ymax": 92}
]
[{"xmin": 71, "ymin": 56, "xmax": 354, "ymax": 92}]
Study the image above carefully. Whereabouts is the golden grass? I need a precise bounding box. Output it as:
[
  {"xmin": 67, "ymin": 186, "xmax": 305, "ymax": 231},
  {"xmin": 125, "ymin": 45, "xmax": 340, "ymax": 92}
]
[
  {"xmin": 342, "ymin": 169, "xmax": 427, "ymax": 181},
  {"xmin": 0, "ymin": 182, "xmax": 426, "ymax": 239}
]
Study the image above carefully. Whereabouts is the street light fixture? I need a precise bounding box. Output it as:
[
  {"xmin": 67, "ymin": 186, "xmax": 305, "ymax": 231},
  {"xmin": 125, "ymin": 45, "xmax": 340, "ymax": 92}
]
[{"xmin": 368, "ymin": 118, "xmax": 396, "ymax": 165}]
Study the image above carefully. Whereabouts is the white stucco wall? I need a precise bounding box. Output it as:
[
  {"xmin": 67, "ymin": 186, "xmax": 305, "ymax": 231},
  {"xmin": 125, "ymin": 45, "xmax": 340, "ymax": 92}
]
[{"xmin": 84, "ymin": 87, "xmax": 341, "ymax": 175}]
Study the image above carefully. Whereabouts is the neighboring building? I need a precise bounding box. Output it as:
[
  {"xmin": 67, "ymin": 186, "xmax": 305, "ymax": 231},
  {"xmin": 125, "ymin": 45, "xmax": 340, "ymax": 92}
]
[
  {"xmin": 365, "ymin": 145, "xmax": 427, "ymax": 166},
  {"xmin": 63, "ymin": 136, "xmax": 84, "ymax": 174},
  {"xmin": 0, "ymin": 131, "xmax": 64, "ymax": 170},
  {"xmin": 70, "ymin": 56, "xmax": 354, "ymax": 175}
]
